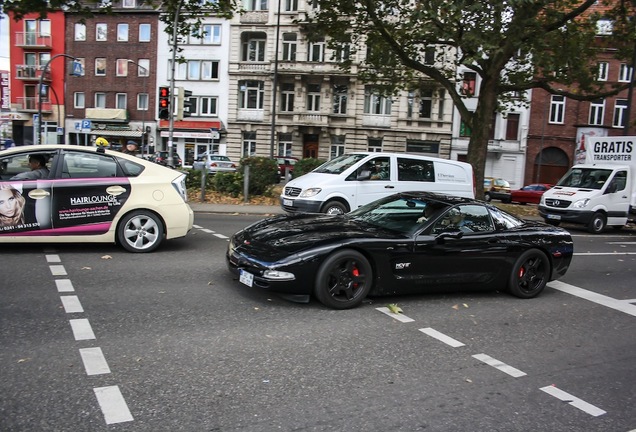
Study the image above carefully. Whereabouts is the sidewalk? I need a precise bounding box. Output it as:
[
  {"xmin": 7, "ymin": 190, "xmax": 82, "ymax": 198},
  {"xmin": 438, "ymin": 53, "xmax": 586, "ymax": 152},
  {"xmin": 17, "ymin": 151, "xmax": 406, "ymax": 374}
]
[{"xmin": 189, "ymin": 202, "xmax": 285, "ymax": 215}]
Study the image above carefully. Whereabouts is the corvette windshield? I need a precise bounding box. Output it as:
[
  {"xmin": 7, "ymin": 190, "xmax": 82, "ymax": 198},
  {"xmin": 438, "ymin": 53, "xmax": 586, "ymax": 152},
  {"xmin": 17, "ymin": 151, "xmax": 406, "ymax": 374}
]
[{"xmin": 313, "ymin": 153, "xmax": 368, "ymax": 174}]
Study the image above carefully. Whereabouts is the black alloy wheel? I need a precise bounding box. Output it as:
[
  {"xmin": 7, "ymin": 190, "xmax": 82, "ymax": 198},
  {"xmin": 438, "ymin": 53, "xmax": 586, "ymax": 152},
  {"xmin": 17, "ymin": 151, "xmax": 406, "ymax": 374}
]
[
  {"xmin": 314, "ymin": 249, "xmax": 373, "ymax": 309},
  {"xmin": 508, "ymin": 249, "xmax": 549, "ymax": 299}
]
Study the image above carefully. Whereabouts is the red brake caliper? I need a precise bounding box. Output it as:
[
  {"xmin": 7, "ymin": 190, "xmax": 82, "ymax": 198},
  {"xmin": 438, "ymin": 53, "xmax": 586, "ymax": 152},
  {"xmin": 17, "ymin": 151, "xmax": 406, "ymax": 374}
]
[
  {"xmin": 518, "ymin": 266, "xmax": 525, "ymax": 279},
  {"xmin": 352, "ymin": 266, "xmax": 360, "ymax": 288}
]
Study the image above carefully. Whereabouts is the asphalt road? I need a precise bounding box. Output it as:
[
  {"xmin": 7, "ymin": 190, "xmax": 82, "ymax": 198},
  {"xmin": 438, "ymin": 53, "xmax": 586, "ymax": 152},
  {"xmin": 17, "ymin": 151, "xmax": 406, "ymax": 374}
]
[{"xmin": 1, "ymin": 214, "xmax": 635, "ymax": 432}]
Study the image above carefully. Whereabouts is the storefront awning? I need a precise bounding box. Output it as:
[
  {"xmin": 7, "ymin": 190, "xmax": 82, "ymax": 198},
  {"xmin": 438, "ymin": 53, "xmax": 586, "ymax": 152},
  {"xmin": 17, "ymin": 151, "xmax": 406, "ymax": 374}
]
[
  {"xmin": 91, "ymin": 129, "xmax": 142, "ymax": 138},
  {"xmin": 86, "ymin": 108, "xmax": 128, "ymax": 121}
]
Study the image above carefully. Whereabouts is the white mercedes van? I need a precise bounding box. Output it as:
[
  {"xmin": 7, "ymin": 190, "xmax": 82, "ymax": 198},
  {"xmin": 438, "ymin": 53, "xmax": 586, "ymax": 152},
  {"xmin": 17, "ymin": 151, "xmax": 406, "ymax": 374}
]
[{"xmin": 280, "ymin": 152, "xmax": 475, "ymax": 214}]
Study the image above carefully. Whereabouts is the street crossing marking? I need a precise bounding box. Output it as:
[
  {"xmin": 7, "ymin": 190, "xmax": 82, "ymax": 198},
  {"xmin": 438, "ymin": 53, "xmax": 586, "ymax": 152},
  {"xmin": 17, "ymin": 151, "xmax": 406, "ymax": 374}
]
[
  {"xmin": 60, "ymin": 295, "xmax": 84, "ymax": 313},
  {"xmin": 549, "ymin": 281, "xmax": 636, "ymax": 317},
  {"xmin": 540, "ymin": 385, "xmax": 606, "ymax": 417},
  {"xmin": 419, "ymin": 327, "xmax": 465, "ymax": 347},
  {"xmin": 472, "ymin": 353, "xmax": 527, "ymax": 378},
  {"xmin": 94, "ymin": 386, "xmax": 134, "ymax": 424},
  {"xmin": 79, "ymin": 347, "xmax": 111, "ymax": 375},
  {"xmin": 70, "ymin": 318, "xmax": 96, "ymax": 340}
]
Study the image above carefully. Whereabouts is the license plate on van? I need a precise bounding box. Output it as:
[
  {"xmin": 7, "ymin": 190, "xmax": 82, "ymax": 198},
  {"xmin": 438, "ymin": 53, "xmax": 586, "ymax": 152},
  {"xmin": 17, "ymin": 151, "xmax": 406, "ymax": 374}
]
[
  {"xmin": 283, "ymin": 199, "xmax": 293, "ymax": 207},
  {"xmin": 546, "ymin": 214, "xmax": 561, "ymax": 221}
]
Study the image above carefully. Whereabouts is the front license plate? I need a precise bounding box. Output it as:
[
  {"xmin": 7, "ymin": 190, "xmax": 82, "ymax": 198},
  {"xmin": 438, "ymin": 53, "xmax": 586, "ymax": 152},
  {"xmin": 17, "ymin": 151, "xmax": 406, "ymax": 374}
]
[
  {"xmin": 239, "ymin": 269, "xmax": 254, "ymax": 287},
  {"xmin": 283, "ymin": 199, "xmax": 293, "ymax": 207},
  {"xmin": 546, "ymin": 214, "xmax": 561, "ymax": 220}
]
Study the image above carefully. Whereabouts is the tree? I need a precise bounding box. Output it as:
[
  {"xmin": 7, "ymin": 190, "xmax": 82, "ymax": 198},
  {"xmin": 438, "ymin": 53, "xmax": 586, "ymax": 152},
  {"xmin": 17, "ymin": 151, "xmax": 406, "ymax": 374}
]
[{"xmin": 305, "ymin": 0, "xmax": 636, "ymax": 197}]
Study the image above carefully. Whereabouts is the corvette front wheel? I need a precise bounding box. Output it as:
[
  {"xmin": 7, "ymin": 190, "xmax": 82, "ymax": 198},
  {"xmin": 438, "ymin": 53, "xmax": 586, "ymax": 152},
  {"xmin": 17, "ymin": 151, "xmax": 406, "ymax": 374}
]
[{"xmin": 314, "ymin": 249, "xmax": 373, "ymax": 309}]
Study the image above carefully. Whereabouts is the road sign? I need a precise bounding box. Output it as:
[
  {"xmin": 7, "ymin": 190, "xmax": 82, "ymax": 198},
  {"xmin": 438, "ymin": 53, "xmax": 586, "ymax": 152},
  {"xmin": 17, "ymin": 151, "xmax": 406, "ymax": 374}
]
[
  {"xmin": 72, "ymin": 60, "xmax": 84, "ymax": 77},
  {"xmin": 81, "ymin": 119, "xmax": 91, "ymax": 133}
]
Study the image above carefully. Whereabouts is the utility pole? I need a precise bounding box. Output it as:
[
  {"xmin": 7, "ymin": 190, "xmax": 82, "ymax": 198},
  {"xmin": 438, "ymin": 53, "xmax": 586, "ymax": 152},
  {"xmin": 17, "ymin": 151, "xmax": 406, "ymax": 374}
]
[{"xmin": 167, "ymin": 1, "xmax": 182, "ymax": 167}]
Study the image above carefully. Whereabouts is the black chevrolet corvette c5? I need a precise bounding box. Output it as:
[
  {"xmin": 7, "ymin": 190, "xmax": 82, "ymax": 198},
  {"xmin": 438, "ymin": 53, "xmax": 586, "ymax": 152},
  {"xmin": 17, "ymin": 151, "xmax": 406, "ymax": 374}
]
[{"xmin": 226, "ymin": 192, "xmax": 574, "ymax": 309}]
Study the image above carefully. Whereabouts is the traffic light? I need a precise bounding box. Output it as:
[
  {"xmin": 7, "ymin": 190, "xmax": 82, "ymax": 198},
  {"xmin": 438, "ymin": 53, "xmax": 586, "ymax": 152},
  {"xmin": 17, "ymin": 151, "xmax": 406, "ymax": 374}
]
[
  {"xmin": 158, "ymin": 86, "xmax": 171, "ymax": 120},
  {"xmin": 177, "ymin": 87, "xmax": 193, "ymax": 121}
]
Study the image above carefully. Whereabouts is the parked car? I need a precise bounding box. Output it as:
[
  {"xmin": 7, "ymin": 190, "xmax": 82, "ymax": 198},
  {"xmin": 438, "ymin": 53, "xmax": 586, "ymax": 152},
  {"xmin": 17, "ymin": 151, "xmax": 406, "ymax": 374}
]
[
  {"xmin": 483, "ymin": 177, "xmax": 511, "ymax": 202},
  {"xmin": 510, "ymin": 183, "xmax": 553, "ymax": 205},
  {"xmin": 151, "ymin": 151, "xmax": 182, "ymax": 168},
  {"xmin": 276, "ymin": 156, "xmax": 299, "ymax": 179},
  {"xmin": 0, "ymin": 144, "xmax": 193, "ymax": 252},
  {"xmin": 192, "ymin": 154, "xmax": 237, "ymax": 175},
  {"xmin": 228, "ymin": 191, "xmax": 573, "ymax": 309}
]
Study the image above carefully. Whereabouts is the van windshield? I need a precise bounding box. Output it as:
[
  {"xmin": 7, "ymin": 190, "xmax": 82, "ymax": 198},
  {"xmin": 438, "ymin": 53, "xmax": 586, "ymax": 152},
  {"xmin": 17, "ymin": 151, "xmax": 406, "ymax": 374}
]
[
  {"xmin": 313, "ymin": 153, "xmax": 369, "ymax": 175},
  {"xmin": 557, "ymin": 168, "xmax": 612, "ymax": 190}
]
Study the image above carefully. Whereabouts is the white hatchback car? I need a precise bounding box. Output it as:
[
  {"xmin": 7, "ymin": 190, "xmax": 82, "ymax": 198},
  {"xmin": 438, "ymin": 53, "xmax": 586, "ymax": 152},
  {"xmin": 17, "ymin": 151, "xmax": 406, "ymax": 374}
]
[{"xmin": 0, "ymin": 144, "xmax": 193, "ymax": 252}]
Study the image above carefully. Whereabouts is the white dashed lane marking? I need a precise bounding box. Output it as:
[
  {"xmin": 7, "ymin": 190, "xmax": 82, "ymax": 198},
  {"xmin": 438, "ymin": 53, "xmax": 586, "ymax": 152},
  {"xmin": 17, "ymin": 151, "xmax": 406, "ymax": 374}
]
[
  {"xmin": 375, "ymin": 307, "xmax": 415, "ymax": 322},
  {"xmin": 69, "ymin": 318, "xmax": 96, "ymax": 341},
  {"xmin": 60, "ymin": 295, "xmax": 84, "ymax": 313},
  {"xmin": 49, "ymin": 265, "xmax": 67, "ymax": 276},
  {"xmin": 214, "ymin": 233, "xmax": 229, "ymax": 239},
  {"xmin": 540, "ymin": 385, "xmax": 606, "ymax": 417},
  {"xmin": 472, "ymin": 353, "xmax": 527, "ymax": 378},
  {"xmin": 45, "ymin": 254, "xmax": 61, "ymax": 263},
  {"xmin": 94, "ymin": 386, "xmax": 134, "ymax": 424},
  {"xmin": 79, "ymin": 347, "xmax": 111, "ymax": 375},
  {"xmin": 55, "ymin": 279, "xmax": 74, "ymax": 292},
  {"xmin": 549, "ymin": 281, "xmax": 636, "ymax": 317},
  {"xmin": 419, "ymin": 327, "xmax": 465, "ymax": 347}
]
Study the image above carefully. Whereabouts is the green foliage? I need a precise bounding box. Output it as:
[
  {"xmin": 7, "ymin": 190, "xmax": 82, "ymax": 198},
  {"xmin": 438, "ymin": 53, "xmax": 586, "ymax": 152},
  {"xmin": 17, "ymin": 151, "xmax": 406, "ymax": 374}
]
[
  {"xmin": 240, "ymin": 156, "xmax": 279, "ymax": 195},
  {"xmin": 211, "ymin": 172, "xmax": 243, "ymax": 197},
  {"xmin": 292, "ymin": 158, "xmax": 325, "ymax": 178}
]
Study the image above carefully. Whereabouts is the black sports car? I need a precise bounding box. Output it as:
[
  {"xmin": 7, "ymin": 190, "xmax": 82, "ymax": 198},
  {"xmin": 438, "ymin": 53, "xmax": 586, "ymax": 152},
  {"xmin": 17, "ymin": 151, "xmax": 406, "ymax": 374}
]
[{"xmin": 226, "ymin": 192, "xmax": 574, "ymax": 309}]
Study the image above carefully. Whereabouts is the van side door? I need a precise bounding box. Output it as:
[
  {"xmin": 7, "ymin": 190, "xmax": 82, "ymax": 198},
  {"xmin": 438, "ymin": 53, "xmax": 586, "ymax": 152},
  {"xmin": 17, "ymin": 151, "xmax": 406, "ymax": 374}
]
[
  {"xmin": 603, "ymin": 170, "xmax": 630, "ymax": 225},
  {"xmin": 354, "ymin": 156, "xmax": 394, "ymax": 208}
]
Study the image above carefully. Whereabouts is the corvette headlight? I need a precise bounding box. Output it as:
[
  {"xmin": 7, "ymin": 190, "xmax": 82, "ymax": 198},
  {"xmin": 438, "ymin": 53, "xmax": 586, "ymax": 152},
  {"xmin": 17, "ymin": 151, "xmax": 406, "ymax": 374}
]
[
  {"xmin": 572, "ymin": 198, "xmax": 590, "ymax": 209},
  {"xmin": 263, "ymin": 269, "xmax": 295, "ymax": 280},
  {"xmin": 300, "ymin": 188, "xmax": 322, "ymax": 198}
]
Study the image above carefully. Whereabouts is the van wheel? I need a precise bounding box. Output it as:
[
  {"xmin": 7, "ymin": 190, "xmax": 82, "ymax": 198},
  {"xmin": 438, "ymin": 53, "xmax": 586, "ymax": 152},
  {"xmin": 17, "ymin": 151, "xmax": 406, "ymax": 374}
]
[
  {"xmin": 322, "ymin": 200, "xmax": 349, "ymax": 215},
  {"xmin": 484, "ymin": 193, "xmax": 492, "ymax": 202},
  {"xmin": 587, "ymin": 212, "xmax": 606, "ymax": 234}
]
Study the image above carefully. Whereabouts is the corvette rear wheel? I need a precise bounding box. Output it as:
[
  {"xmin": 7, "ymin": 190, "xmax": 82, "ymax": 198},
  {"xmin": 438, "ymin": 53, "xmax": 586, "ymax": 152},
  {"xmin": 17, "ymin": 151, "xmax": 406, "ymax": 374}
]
[
  {"xmin": 117, "ymin": 210, "xmax": 164, "ymax": 253},
  {"xmin": 314, "ymin": 249, "xmax": 372, "ymax": 309},
  {"xmin": 508, "ymin": 249, "xmax": 549, "ymax": 299}
]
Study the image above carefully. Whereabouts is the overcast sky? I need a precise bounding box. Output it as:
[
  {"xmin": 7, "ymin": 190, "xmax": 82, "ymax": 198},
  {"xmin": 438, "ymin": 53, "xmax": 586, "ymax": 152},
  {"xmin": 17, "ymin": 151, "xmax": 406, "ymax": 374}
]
[{"xmin": 0, "ymin": 14, "xmax": 9, "ymax": 71}]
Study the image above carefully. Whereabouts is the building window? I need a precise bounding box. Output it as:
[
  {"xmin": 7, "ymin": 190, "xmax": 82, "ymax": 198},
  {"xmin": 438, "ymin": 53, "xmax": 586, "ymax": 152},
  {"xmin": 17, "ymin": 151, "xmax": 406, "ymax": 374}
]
[
  {"xmin": 244, "ymin": 0, "xmax": 268, "ymax": 11},
  {"xmin": 589, "ymin": 99, "xmax": 605, "ymax": 125},
  {"xmin": 549, "ymin": 95, "xmax": 565, "ymax": 124},
  {"xmin": 282, "ymin": 33, "xmax": 297, "ymax": 61},
  {"xmin": 242, "ymin": 33, "xmax": 266, "ymax": 62},
  {"xmin": 368, "ymin": 138, "xmax": 382, "ymax": 152},
  {"xmin": 364, "ymin": 87, "xmax": 392, "ymax": 115},
  {"xmin": 239, "ymin": 80, "xmax": 264, "ymax": 109},
  {"xmin": 334, "ymin": 44, "xmax": 350, "ymax": 62},
  {"xmin": 438, "ymin": 89, "xmax": 446, "ymax": 120},
  {"xmin": 95, "ymin": 93, "xmax": 106, "ymax": 108},
  {"xmin": 278, "ymin": 133, "xmax": 293, "ymax": 156},
  {"xmin": 284, "ymin": 0, "xmax": 298, "ymax": 12},
  {"xmin": 116, "ymin": 93, "xmax": 127, "ymax": 109},
  {"xmin": 116, "ymin": 59, "xmax": 128, "ymax": 76},
  {"xmin": 242, "ymin": 131, "xmax": 257, "ymax": 157},
  {"xmin": 307, "ymin": 84, "xmax": 321, "ymax": 112},
  {"xmin": 95, "ymin": 58, "xmax": 106, "ymax": 76},
  {"xmin": 330, "ymin": 135, "xmax": 345, "ymax": 159},
  {"xmin": 308, "ymin": 38, "xmax": 325, "ymax": 62},
  {"xmin": 74, "ymin": 23, "xmax": 86, "ymax": 41},
  {"xmin": 613, "ymin": 99, "xmax": 628, "ymax": 128},
  {"xmin": 619, "ymin": 63, "xmax": 633, "ymax": 82},
  {"xmin": 505, "ymin": 113, "xmax": 520, "ymax": 140},
  {"xmin": 122, "ymin": 0, "xmax": 136, "ymax": 7},
  {"xmin": 172, "ymin": 60, "xmax": 219, "ymax": 80},
  {"xmin": 460, "ymin": 119, "xmax": 472, "ymax": 137},
  {"xmin": 139, "ymin": 24, "xmax": 151, "ymax": 42},
  {"xmin": 280, "ymin": 83, "xmax": 295, "ymax": 112},
  {"xmin": 424, "ymin": 46, "xmax": 435, "ymax": 64},
  {"xmin": 201, "ymin": 24, "xmax": 221, "ymax": 44},
  {"xmin": 137, "ymin": 93, "xmax": 148, "ymax": 111},
  {"xmin": 333, "ymin": 84, "xmax": 347, "ymax": 115},
  {"xmin": 419, "ymin": 89, "xmax": 433, "ymax": 119},
  {"xmin": 198, "ymin": 97, "xmax": 218, "ymax": 116},
  {"xmin": 596, "ymin": 19, "xmax": 613, "ymax": 35},
  {"xmin": 136, "ymin": 59, "xmax": 150, "ymax": 76},
  {"xmin": 74, "ymin": 92, "xmax": 85, "ymax": 109},
  {"xmin": 117, "ymin": 24, "xmax": 129, "ymax": 41},
  {"xmin": 96, "ymin": 23, "xmax": 107, "ymax": 41},
  {"xmin": 461, "ymin": 72, "xmax": 476, "ymax": 97},
  {"xmin": 597, "ymin": 62, "xmax": 609, "ymax": 81}
]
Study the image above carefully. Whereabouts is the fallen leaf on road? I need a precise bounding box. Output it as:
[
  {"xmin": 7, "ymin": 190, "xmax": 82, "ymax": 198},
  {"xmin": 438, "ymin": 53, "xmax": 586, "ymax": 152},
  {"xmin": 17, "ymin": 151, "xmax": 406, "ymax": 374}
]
[{"xmin": 387, "ymin": 304, "xmax": 403, "ymax": 314}]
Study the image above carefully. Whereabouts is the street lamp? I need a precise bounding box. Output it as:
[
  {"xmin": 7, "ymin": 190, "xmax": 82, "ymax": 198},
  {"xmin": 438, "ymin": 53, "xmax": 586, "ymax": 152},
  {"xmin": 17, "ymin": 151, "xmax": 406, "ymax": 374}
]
[{"xmin": 127, "ymin": 59, "xmax": 149, "ymax": 157}]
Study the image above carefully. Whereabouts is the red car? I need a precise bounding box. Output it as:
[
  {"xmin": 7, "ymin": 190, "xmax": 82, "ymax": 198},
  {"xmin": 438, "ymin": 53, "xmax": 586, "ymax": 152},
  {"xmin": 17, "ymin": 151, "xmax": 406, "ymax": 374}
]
[{"xmin": 510, "ymin": 183, "xmax": 553, "ymax": 205}]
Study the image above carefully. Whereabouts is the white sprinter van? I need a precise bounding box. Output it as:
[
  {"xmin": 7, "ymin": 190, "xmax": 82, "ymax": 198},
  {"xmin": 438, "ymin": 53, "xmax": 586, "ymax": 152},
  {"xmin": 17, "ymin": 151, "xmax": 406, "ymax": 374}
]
[{"xmin": 280, "ymin": 152, "xmax": 475, "ymax": 214}]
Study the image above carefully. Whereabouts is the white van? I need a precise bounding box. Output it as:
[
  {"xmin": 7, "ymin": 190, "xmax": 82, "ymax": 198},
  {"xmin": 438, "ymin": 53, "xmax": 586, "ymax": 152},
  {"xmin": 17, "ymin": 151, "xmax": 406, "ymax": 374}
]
[{"xmin": 280, "ymin": 152, "xmax": 475, "ymax": 214}]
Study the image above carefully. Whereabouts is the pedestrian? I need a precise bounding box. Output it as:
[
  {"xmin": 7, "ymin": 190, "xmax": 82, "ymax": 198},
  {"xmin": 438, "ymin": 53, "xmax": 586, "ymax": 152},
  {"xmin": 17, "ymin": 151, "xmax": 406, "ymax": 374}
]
[{"xmin": 122, "ymin": 140, "xmax": 139, "ymax": 155}]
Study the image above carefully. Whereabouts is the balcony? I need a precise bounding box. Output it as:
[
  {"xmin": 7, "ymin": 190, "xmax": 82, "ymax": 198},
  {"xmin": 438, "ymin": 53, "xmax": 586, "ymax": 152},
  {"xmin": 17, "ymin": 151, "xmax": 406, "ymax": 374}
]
[
  {"xmin": 295, "ymin": 113, "xmax": 328, "ymax": 126},
  {"xmin": 16, "ymin": 97, "xmax": 52, "ymax": 113},
  {"xmin": 362, "ymin": 114, "xmax": 392, "ymax": 128},
  {"xmin": 15, "ymin": 65, "xmax": 51, "ymax": 82},
  {"xmin": 240, "ymin": 11, "xmax": 268, "ymax": 24},
  {"xmin": 15, "ymin": 32, "xmax": 53, "ymax": 49}
]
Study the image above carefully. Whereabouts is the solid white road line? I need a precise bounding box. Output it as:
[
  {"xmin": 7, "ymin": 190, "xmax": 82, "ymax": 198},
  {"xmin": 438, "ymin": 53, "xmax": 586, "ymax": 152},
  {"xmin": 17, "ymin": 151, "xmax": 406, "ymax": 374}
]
[
  {"xmin": 419, "ymin": 327, "xmax": 465, "ymax": 347},
  {"xmin": 93, "ymin": 386, "xmax": 134, "ymax": 424},
  {"xmin": 574, "ymin": 252, "xmax": 636, "ymax": 256},
  {"xmin": 214, "ymin": 233, "xmax": 229, "ymax": 239},
  {"xmin": 201, "ymin": 228, "xmax": 215, "ymax": 233},
  {"xmin": 549, "ymin": 281, "xmax": 636, "ymax": 317},
  {"xmin": 60, "ymin": 295, "xmax": 84, "ymax": 313},
  {"xmin": 540, "ymin": 385, "xmax": 606, "ymax": 417},
  {"xmin": 69, "ymin": 318, "xmax": 96, "ymax": 341},
  {"xmin": 55, "ymin": 279, "xmax": 74, "ymax": 292},
  {"xmin": 376, "ymin": 307, "xmax": 415, "ymax": 323},
  {"xmin": 79, "ymin": 347, "xmax": 111, "ymax": 375},
  {"xmin": 193, "ymin": 224, "xmax": 203, "ymax": 229},
  {"xmin": 472, "ymin": 353, "xmax": 527, "ymax": 378},
  {"xmin": 49, "ymin": 265, "xmax": 67, "ymax": 276},
  {"xmin": 45, "ymin": 254, "xmax": 61, "ymax": 263}
]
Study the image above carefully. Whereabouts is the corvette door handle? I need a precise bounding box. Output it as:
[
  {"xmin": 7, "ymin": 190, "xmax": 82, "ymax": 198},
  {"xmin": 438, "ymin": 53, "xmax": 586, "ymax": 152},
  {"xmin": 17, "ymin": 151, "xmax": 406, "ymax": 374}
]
[{"xmin": 106, "ymin": 185, "xmax": 127, "ymax": 196}]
